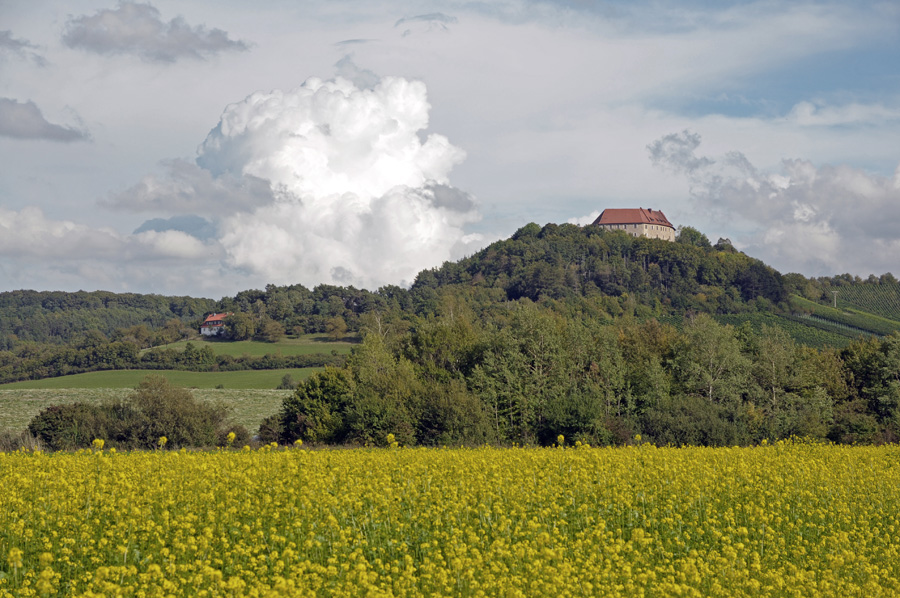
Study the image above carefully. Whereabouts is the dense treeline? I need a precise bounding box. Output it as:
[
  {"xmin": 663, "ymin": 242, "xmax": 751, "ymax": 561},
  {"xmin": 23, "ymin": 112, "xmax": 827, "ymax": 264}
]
[
  {"xmin": 6, "ymin": 224, "xmax": 896, "ymax": 359},
  {"xmin": 252, "ymin": 223, "xmax": 900, "ymax": 447},
  {"xmin": 271, "ymin": 302, "xmax": 900, "ymax": 447},
  {"xmin": 218, "ymin": 283, "xmax": 401, "ymax": 338},
  {"xmin": 6, "ymin": 226, "xmax": 892, "ymax": 352},
  {"xmin": 211, "ymin": 224, "xmax": 788, "ymax": 334},
  {"xmin": 6, "ymin": 223, "xmax": 900, "ymax": 448},
  {"xmin": 0, "ymin": 290, "xmax": 216, "ymax": 350},
  {"xmin": 0, "ymin": 284, "xmax": 396, "ymax": 382},
  {"xmin": 0, "ymin": 340, "xmax": 344, "ymax": 384},
  {"xmin": 0, "ymin": 225, "xmax": 790, "ymax": 364}
]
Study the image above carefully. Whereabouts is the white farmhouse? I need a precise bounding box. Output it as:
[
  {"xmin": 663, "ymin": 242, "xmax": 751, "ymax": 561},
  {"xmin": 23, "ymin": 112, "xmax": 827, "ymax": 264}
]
[{"xmin": 200, "ymin": 312, "xmax": 232, "ymax": 336}]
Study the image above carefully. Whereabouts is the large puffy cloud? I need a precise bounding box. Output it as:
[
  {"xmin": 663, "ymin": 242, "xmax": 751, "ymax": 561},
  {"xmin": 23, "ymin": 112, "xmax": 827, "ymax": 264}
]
[
  {"xmin": 0, "ymin": 98, "xmax": 88, "ymax": 141},
  {"xmin": 62, "ymin": 1, "xmax": 249, "ymax": 63},
  {"xmin": 649, "ymin": 130, "xmax": 900, "ymax": 276},
  {"xmin": 196, "ymin": 75, "xmax": 481, "ymax": 289},
  {"xmin": 1, "ymin": 73, "xmax": 480, "ymax": 294}
]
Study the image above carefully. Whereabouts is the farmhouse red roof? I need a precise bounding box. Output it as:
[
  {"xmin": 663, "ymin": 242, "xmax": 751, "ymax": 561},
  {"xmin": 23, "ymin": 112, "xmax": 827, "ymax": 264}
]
[
  {"xmin": 592, "ymin": 208, "xmax": 674, "ymax": 228},
  {"xmin": 201, "ymin": 313, "xmax": 231, "ymax": 326}
]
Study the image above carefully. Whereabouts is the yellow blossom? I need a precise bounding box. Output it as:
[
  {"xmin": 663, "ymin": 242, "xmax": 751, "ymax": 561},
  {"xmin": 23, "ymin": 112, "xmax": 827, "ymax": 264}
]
[{"xmin": 0, "ymin": 439, "xmax": 897, "ymax": 597}]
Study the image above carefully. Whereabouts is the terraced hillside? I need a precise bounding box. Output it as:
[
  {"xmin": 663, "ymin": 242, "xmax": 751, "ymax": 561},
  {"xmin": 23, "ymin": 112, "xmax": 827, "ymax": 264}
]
[
  {"xmin": 658, "ymin": 285, "xmax": 900, "ymax": 349},
  {"xmin": 789, "ymin": 295, "xmax": 900, "ymax": 340},
  {"xmin": 831, "ymin": 280, "xmax": 900, "ymax": 321}
]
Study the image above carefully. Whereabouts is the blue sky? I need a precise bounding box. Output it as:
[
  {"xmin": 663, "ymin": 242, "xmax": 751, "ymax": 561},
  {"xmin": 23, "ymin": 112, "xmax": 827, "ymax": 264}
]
[{"xmin": 1, "ymin": 0, "xmax": 899, "ymax": 296}]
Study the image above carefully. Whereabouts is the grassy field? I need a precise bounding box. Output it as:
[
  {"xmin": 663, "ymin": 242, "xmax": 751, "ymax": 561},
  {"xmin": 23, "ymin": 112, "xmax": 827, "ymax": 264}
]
[
  {"xmin": 0, "ymin": 368, "xmax": 319, "ymax": 433},
  {"xmin": 150, "ymin": 333, "xmax": 358, "ymax": 357},
  {"xmin": 0, "ymin": 367, "xmax": 321, "ymax": 390},
  {"xmin": 0, "ymin": 386, "xmax": 291, "ymax": 434},
  {"xmin": 1, "ymin": 442, "xmax": 898, "ymax": 597}
]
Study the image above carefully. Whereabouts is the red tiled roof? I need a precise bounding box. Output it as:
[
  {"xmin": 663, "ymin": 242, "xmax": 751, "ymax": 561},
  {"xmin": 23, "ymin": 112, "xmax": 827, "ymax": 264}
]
[
  {"xmin": 592, "ymin": 208, "xmax": 674, "ymax": 228},
  {"xmin": 201, "ymin": 312, "xmax": 232, "ymax": 326}
]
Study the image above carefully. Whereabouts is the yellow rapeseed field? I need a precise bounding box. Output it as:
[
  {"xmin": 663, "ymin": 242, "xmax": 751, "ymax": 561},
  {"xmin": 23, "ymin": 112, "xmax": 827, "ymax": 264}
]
[{"xmin": 1, "ymin": 441, "xmax": 899, "ymax": 597}]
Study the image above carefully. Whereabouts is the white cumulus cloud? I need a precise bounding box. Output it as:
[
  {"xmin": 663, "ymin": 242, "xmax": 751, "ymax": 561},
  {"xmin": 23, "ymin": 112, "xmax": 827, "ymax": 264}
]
[{"xmin": 196, "ymin": 75, "xmax": 481, "ymax": 289}]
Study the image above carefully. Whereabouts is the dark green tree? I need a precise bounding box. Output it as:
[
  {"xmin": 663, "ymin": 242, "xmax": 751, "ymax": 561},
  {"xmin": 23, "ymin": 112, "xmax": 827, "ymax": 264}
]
[
  {"xmin": 676, "ymin": 226, "xmax": 711, "ymax": 248},
  {"xmin": 225, "ymin": 313, "xmax": 256, "ymax": 340},
  {"xmin": 281, "ymin": 368, "xmax": 356, "ymax": 443}
]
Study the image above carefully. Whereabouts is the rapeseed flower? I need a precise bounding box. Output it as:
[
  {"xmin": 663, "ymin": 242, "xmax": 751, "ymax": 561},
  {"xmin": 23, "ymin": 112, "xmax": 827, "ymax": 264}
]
[{"xmin": 0, "ymin": 441, "xmax": 898, "ymax": 597}]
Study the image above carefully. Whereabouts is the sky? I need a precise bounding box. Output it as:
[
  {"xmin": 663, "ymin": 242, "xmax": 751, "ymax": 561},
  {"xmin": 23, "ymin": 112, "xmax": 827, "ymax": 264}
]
[{"xmin": 1, "ymin": 0, "xmax": 899, "ymax": 298}]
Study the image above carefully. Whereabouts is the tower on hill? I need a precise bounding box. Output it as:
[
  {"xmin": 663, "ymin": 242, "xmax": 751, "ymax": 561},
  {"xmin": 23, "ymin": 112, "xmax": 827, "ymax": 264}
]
[{"xmin": 592, "ymin": 208, "xmax": 675, "ymax": 241}]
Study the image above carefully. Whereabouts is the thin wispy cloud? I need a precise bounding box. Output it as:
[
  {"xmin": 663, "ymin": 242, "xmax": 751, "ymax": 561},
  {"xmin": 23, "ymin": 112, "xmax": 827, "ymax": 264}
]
[
  {"xmin": 133, "ymin": 215, "xmax": 218, "ymax": 242},
  {"xmin": 395, "ymin": 12, "xmax": 458, "ymax": 36},
  {"xmin": 395, "ymin": 13, "xmax": 458, "ymax": 27},
  {"xmin": 0, "ymin": 206, "xmax": 223, "ymax": 292},
  {"xmin": 647, "ymin": 130, "xmax": 714, "ymax": 174},
  {"xmin": 102, "ymin": 159, "xmax": 273, "ymax": 214},
  {"xmin": 0, "ymin": 98, "xmax": 88, "ymax": 142},
  {"xmin": 334, "ymin": 54, "xmax": 380, "ymax": 89},
  {"xmin": 0, "ymin": 206, "xmax": 214, "ymax": 261},
  {"xmin": 786, "ymin": 101, "xmax": 900, "ymax": 127},
  {"xmin": 335, "ymin": 39, "xmax": 377, "ymax": 46},
  {"xmin": 62, "ymin": 2, "xmax": 250, "ymax": 63},
  {"xmin": 0, "ymin": 30, "xmax": 46, "ymax": 65}
]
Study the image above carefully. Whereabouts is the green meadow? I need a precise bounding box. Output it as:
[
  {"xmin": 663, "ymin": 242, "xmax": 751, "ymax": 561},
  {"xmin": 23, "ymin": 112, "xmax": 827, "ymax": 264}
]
[
  {"xmin": 0, "ymin": 368, "xmax": 321, "ymax": 390},
  {"xmin": 0, "ymin": 368, "xmax": 322, "ymax": 434},
  {"xmin": 150, "ymin": 334, "xmax": 357, "ymax": 357}
]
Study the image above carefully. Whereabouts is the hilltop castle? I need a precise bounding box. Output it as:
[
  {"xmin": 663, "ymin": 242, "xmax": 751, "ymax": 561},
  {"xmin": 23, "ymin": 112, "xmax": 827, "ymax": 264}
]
[{"xmin": 592, "ymin": 208, "xmax": 675, "ymax": 241}]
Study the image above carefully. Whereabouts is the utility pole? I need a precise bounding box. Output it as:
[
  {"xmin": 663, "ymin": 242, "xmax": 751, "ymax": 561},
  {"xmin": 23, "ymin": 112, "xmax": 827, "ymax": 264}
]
[{"xmin": 831, "ymin": 290, "xmax": 839, "ymax": 309}]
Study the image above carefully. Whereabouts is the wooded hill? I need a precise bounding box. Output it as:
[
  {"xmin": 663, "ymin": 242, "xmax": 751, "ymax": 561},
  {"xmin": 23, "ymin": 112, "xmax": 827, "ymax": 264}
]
[
  {"xmin": 5, "ymin": 223, "xmax": 900, "ymax": 447},
  {"xmin": 3, "ymin": 222, "xmax": 898, "ymax": 352}
]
